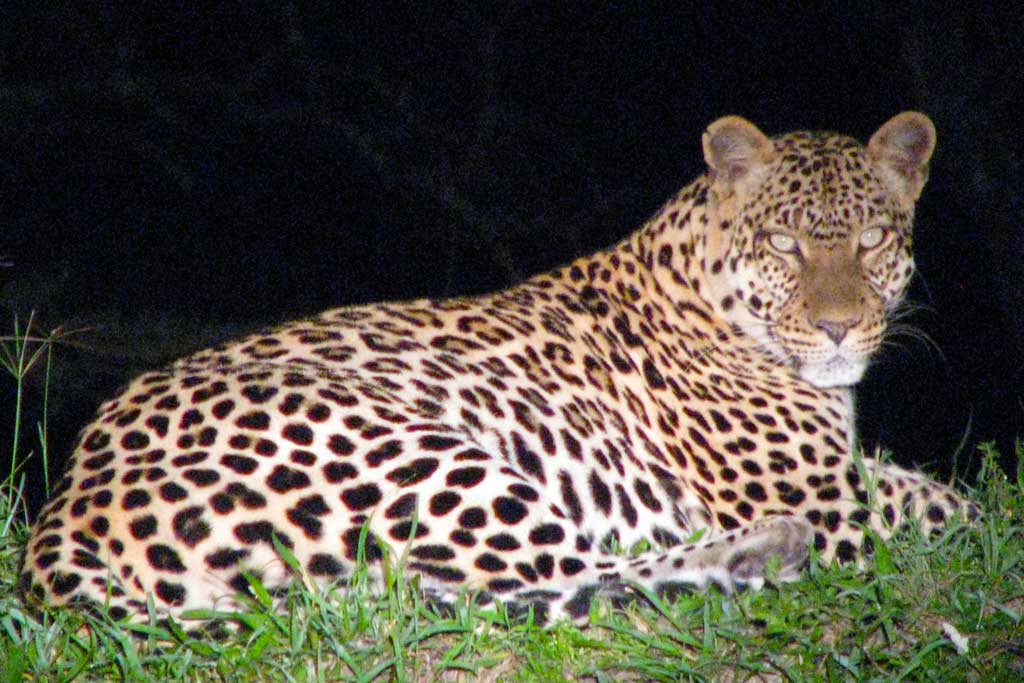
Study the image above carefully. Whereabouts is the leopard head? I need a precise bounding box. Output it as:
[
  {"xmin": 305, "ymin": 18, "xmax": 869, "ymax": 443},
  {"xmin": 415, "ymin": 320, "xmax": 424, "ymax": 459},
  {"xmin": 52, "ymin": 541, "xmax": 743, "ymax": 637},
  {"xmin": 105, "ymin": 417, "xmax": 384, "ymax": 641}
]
[{"xmin": 700, "ymin": 112, "xmax": 935, "ymax": 388}]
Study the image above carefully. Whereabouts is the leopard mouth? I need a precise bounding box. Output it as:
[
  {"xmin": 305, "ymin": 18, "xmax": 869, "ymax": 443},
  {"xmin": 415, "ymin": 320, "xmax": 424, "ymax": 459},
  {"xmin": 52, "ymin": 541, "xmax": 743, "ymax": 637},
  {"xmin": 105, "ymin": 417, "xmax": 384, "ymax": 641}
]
[{"xmin": 763, "ymin": 326, "xmax": 869, "ymax": 389}]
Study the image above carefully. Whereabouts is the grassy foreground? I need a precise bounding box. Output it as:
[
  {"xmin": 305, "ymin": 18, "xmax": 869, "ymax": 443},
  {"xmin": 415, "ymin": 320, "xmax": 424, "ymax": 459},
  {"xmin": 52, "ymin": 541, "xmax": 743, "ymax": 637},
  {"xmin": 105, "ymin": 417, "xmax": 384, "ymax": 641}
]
[{"xmin": 1, "ymin": 325, "xmax": 1022, "ymax": 682}]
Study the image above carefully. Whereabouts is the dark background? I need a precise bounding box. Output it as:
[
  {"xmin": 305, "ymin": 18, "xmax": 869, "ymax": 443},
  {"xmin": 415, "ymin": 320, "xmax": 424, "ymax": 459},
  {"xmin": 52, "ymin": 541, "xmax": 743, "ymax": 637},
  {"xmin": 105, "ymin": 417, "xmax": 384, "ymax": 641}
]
[{"xmin": 2, "ymin": 3, "xmax": 1022, "ymax": 515}]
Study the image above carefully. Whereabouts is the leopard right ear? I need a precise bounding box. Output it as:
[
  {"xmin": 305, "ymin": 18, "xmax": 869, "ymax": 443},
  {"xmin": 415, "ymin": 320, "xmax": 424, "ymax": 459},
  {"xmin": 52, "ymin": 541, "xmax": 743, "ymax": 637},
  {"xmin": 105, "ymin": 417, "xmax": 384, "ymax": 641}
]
[
  {"xmin": 867, "ymin": 111, "xmax": 936, "ymax": 205},
  {"xmin": 702, "ymin": 116, "xmax": 775, "ymax": 201}
]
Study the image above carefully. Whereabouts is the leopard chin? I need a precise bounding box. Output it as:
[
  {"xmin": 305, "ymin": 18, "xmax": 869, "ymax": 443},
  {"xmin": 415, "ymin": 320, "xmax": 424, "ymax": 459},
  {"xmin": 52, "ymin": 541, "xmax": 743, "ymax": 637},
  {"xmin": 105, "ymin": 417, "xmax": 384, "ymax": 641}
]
[{"xmin": 797, "ymin": 355, "xmax": 867, "ymax": 389}]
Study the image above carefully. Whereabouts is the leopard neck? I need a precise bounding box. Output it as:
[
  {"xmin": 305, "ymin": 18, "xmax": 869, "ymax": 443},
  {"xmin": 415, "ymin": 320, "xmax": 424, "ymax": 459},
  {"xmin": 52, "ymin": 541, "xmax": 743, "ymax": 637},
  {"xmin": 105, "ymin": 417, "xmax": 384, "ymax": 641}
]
[{"xmin": 623, "ymin": 176, "xmax": 725, "ymax": 329}]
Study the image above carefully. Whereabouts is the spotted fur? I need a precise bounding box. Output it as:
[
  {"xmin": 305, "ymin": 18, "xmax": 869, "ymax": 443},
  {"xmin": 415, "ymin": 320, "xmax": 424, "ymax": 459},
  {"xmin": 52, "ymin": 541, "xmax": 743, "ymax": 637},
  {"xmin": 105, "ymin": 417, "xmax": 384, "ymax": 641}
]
[{"xmin": 21, "ymin": 113, "xmax": 974, "ymax": 626}]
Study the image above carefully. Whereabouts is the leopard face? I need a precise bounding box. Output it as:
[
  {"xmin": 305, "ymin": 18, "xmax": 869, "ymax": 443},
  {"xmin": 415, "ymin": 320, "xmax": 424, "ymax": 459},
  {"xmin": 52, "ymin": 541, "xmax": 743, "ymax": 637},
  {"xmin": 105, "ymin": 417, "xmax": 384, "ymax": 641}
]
[
  {"xmin": 21, "ymin": 112, "xmax": 973, "ymax": 628},
  {"xmin": 700, "ymin": 114, "xmax": 933, "ymax": 388}
]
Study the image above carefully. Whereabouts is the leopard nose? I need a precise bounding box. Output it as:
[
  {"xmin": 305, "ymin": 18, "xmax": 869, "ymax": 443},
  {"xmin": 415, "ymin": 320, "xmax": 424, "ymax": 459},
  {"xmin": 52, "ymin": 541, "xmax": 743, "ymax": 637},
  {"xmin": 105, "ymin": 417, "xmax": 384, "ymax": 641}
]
[{"xmin": 815, "ymin": 318, "xmax": 860, "ymax": 345}]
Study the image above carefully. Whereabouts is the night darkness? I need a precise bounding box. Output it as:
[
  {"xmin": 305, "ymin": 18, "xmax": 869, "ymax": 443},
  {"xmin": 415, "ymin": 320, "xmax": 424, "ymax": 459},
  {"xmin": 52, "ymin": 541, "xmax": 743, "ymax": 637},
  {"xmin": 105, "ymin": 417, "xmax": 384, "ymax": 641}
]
[{"xmin": 2, "ymin": 3, "xmax": 1022, "ymax": 515}]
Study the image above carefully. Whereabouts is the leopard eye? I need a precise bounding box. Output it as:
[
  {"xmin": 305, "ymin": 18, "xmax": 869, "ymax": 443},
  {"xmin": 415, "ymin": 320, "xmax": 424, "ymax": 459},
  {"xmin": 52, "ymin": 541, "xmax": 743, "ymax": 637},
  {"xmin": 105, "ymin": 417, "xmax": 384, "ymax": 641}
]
[
  {"xmin": 766, "ymin": 232, "xmax": 798, "ymax": 253},
  {"xmin": 859, "ymin": 227, "xmax": 886, "ymax": 250}
]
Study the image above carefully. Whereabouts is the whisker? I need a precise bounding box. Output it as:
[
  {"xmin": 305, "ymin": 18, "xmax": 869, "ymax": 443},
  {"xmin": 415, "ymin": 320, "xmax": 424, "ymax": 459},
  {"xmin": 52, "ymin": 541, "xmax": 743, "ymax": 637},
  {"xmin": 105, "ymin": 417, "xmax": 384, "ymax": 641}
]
[
  {"xmin": 881, "ymin": 323, "xmax": 947, "ymax": 365},
  {"xmin": 885, "ymin": 299, "xmax": 935, "ymax": 325}
]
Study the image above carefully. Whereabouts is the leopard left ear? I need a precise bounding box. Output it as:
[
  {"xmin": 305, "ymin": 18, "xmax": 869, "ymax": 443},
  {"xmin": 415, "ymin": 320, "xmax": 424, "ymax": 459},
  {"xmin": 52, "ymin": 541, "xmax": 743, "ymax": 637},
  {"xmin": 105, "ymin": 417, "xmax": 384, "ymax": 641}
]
[
  {"xmin": 867, "ymin": 112, "xmax": 936, "ymax": 204},
  {"xmin": 702, "ymin": 116, "xmax": 775, "ymax": 202}
]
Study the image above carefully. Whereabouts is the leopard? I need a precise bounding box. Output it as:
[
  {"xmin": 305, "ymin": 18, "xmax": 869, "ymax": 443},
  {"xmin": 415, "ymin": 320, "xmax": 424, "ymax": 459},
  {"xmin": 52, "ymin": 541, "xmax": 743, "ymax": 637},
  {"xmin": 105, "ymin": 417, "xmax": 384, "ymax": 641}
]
[{"xmin": 21, "ymin": 112, "xmax": 976, "ymax": 627}]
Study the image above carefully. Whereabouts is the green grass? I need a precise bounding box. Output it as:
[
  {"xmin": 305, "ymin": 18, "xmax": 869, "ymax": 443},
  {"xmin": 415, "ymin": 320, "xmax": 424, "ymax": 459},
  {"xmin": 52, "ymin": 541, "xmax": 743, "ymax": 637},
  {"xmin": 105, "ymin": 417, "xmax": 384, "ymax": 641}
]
[{"xmin": 2, "ymin": 321, "xmax": 1022, "ymax": 682}]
